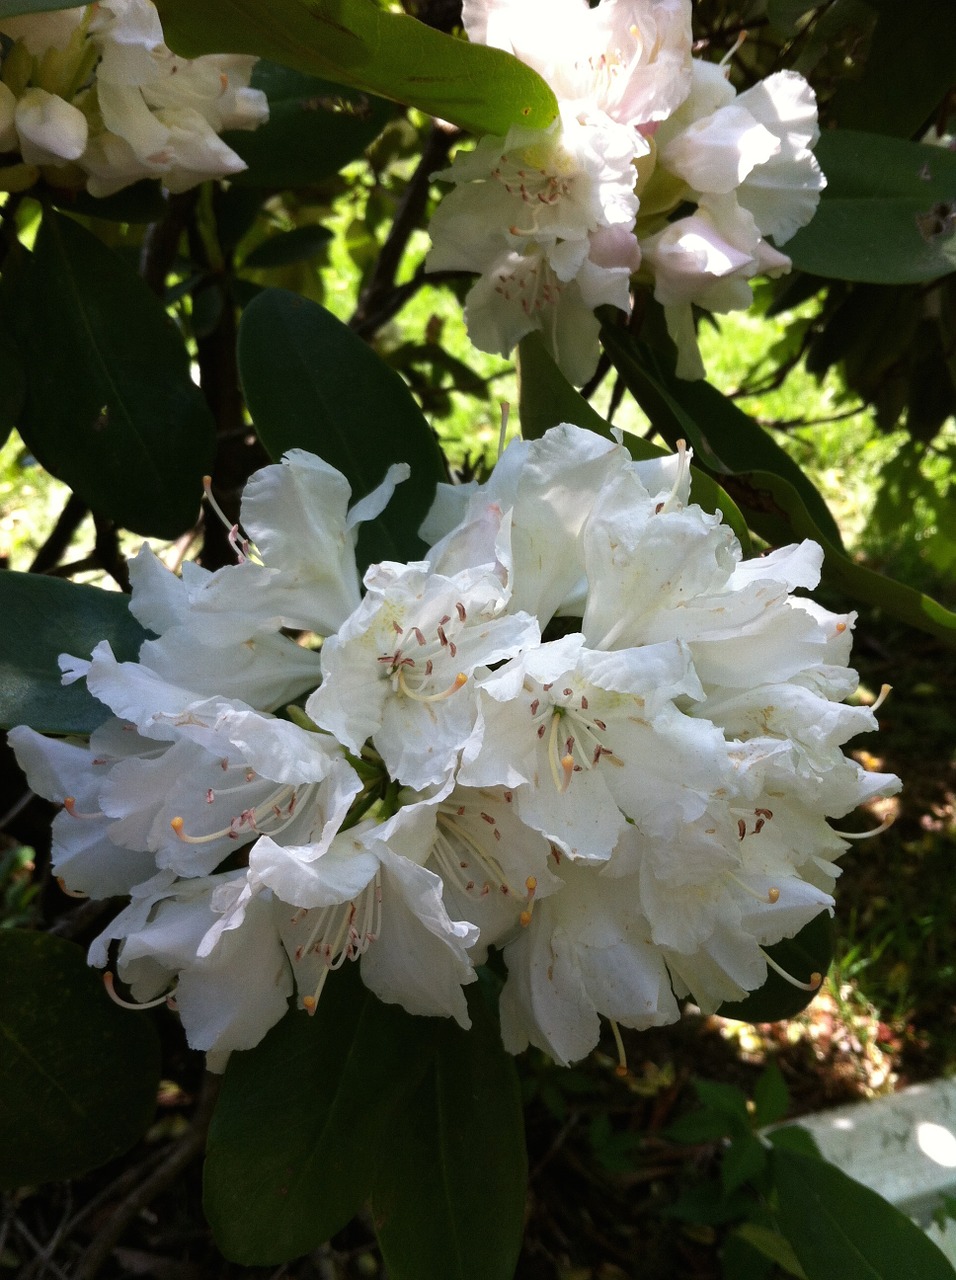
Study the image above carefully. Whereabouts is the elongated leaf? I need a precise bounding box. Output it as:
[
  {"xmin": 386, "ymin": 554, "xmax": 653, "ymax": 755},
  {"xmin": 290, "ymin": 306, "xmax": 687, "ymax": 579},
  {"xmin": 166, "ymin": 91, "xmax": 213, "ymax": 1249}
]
[
  {"xmin": 0, "ymin": 572, "xmax": 148, "ymax": 734},
  {"xmin": 8, "ymin": 211, "xmax": 215, "ymax": 538},
  {"xmin": 225, "ymin": 63, "xmax": 394, "ymax": 189},
  {"xmin": 601, "ymin": 326, "xmax": 956, "ymax": 643},
  {"xmin": 600, "ymin": 325, "xmax": 843, "ymax": 546},
  {"xmin": 517, "ymin": 331, "xmax": 752, "ymax": 552},
  {"xmin": 0, "ymin": 315, "xmax": 24, "ymax": 449},
  {"xmin": 0, "ymin": 930, "xmax": 160, "ymax": 1190},
  {"xmin": 155, "ymin": 0, "xmax": 556, "ymax": 136},
  {"xmin": 786, "ymin": 131, "xmax": 956, "ymax": 284},
  {"xmin": 204, "ymin": 966, "xmax": 435, "ymax": 1265},
  {"xmin": 371, "ymin": 987, "xmax": 526, "ymax": 1280},
  {"xmin": 242, "ymin": 224, "xmax": 333, "ymax": 270},
  {"xmin": 771, "ymin": 1147, "xmax": 956, "ymax": 1280},
  {"xmin": 238, "ymin": 288, "xmax": 445, "ymax": 569},
  {"xmin": 718, "ymin": 911, "xmax": 833, "ymax": 1024},
  {"xmin": 0, "ymin": 1, "xmax": 83, "ymax": 14},
  {"xmin": 832, "ymin": 1, "xmax": 956, "ymax": 139}
]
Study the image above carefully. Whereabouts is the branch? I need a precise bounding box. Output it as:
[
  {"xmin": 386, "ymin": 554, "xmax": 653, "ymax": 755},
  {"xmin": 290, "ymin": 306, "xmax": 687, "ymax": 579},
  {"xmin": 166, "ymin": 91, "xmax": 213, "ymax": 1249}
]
[{"xmin": 349, "ymin": 123, "xmax": 457, "ymax": 338}]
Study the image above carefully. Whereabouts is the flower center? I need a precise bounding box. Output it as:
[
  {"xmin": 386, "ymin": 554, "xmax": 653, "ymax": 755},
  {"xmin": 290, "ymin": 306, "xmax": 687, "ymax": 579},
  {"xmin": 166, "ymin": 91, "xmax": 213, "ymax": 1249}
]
[
  {"xmin": 432, "ymin": 799, "xmax": 538, "ymax": 924},
  {"xmin": 287, "ymin": 873, "xmax": 384, "ymax": 1013},
  {"xmin": 377, "ymin": 609, "xmax": 469, "ymax": 701},
  {"xmin": 529, "ymin": 683, "xmax": 623, "ymax": 792}
]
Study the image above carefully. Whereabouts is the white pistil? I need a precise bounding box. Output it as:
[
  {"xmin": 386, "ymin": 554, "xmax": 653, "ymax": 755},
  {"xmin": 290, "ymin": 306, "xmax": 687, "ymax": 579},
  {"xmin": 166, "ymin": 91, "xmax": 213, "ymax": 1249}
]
[
  {"xmin": 104, "ymin": 971, "xmax": 177, "ymax": 1010},
  {"xmin": 170, "ymin": 783, "xmax": 301, "ymax": 845},
  {"xmin": 760, "ymin": 948, "xmax": 822, "ymax": 993}
]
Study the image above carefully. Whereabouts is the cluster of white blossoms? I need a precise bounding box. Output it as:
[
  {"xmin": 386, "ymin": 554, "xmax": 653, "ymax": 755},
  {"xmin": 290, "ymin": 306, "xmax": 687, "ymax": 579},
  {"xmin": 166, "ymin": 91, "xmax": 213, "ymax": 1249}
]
[
  {"xmin": 10, "ymin": 425, "xmax": 899, "ymax": 1069},
  {"xmin": 426, "ymin": 0, "xmax": 826, "ymax": 381},
  {"xmin": 0, "ymin": 1, "xmax": 267, "ymax": 197}
]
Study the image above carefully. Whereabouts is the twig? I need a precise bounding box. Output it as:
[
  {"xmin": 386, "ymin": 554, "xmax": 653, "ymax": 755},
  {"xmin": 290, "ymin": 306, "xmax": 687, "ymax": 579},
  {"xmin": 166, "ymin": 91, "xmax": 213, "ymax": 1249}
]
[
  {"xmin": 350, "ymin": 124, "xmax": 456, "ymax": 338},
  {"xmin": 74, "ymin": 1073, "xmax": 221, "ymax": 1280},
  {"xmin": 92, "ymin": 515, "xmax": 130, "ymax": 592},
  {"xmin": 12, "ymin": 1217, "xmax": 72, "ymax": 1280},
  {"xmin": 29, "ymin": 493, "xmax": 89, "ymax": 575}
]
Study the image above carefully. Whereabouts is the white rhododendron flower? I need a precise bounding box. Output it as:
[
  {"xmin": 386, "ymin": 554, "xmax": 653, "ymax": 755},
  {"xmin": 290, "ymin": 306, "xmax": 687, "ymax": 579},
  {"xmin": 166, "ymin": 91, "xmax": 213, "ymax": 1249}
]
[
  {"xmin": 426, "ymin": 0, "xmax": 824, "ymax": 381},
  {"xmin": 0, "ymin": 0, "xmax": 267, "ymax": 196},
  {"xmin": 11, "ymin": 426, "xmax": 898, "ymax": 1067}
]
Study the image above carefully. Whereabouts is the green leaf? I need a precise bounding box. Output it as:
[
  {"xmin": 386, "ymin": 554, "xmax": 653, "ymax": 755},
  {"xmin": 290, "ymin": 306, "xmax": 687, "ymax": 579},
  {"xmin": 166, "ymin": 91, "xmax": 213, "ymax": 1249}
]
[
  {"xmin": 224, "ymin": 63, "xmax": 395, "ymax": 189},
  {"xmin": 204, "ymin": 965, "xmax": 435, "ymax": 1265},
  {"xmin": 50, "ymin": 180, "xmax": 168, "ymax": 224},
  {"xmin": 0, "ymin": 314, "xmax": 24, "ymax": 449},
  {"xmin": 722, "ymin": 1133, "xmax": 767, "ymax": 1195},
  {"xmin": 767, "ymin": 1126, "xmax": 822, "ymax": 1159},
  {"xmin": 0, "ymin": 1, "xmax": 84, "ymax": 14},
  {"xmin": 238, "ymin": 288, "xmax": 445, "ymax": 570},
  {"xmin": 752, "ymin": 1061, "xmax": 789, "ymax": 1129},
  {"xmin": 786, "ymin": 131, "xmax": 956, "ymax": 285},
  {"xmin": 7, "ymin": 211, "xmax": 215, "ymax": 538},
  {"xmin": 155, "ymin": 0, "xmax": 557, "ymax": 136},
  {"xmin": 371, "ymin": 986, "xmax": 526, "ymax": 1280},
  {"xmin": 0, "ymin": 572, "xmax": 148, "ymax": 734},
  {"xmin": 242, "ymin": 224, "xmax": 333, "ymax": 270},
  {"xmin": 771, "ymin": 1147, "xmax": 956, "ymax": 1280},
  {"xmin": 517, "ymin": 330, "xmax": 753, "ymax": 552},
  {"xmin": 0, "ymin": 930, "xmax": 160, "ymax": 1189},
  {"xmin": 732, "ymin": 1224, "xmax": 807, "ymax": 1279},
  {"xmin": 601, "ymin": 326, "xmax": 956, "ymax": 644},
  {"xmin": 600, "ymin": 324, "xmax": 843, "ymax": 547},
  {"xmin": 718, "ymin": 911, "xmax": 834, "ymax": 1024},
  {"xmin": 832, "ymin": 1, "xmax": 956, "ymax": 139}
]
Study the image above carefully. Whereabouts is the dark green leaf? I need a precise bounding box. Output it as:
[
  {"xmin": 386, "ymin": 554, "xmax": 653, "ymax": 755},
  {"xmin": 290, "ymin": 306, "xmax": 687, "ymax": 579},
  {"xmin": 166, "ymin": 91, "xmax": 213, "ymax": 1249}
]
[
  {"xmin": 0, "ymin": 930, "xmax": 160, "ymax": 1189},
  {"xmin": 8, "ymin": 211, "xmax": 215, "ymax": 538},
  {"xmin": 224, "ymin": 63, "xmax": 394, "ymax": 189},
  {"xmin": 786, "ymin": 131, "xmax": 956, "ymax": 285},
  {"xmin": 238, "ymin": 288, "xmax": 445, "ymax": 569},
  {"xmin": 155, "ymin": 0, "xmax": 557, "ymax": 136},
  {"xmin": 0, "ymin": 314, "xmax": 24, "ymax": 449},
  {"xmin": 600, "ymin": 324, "xmax": 843, "ymax": 547},
  {"xmin": 771, "ymin": 1147, "xmax": 956, "ymax": 1280},
  {"xmin": 767, "ymin": 1125, "xmax": 822, "ymax": 1159},
  {"xmin": 517, "ymin": 331, "xmax": 753, "ymax": 552},
  {"xmin": 731, "ymin": 1224, "xmax": 807, "ymax": 1279},
  {"xmin": 371, "ymin": 986, "xmax": 526, "ymax": 1280},
  {"xmin": 718, "ymin": 912, "xmax": 833, "ymax": 1024},
  {"xmin": 722, "ymin": 1133, "xmax": 767, "ymax": 1195},
  {"xmin": 204, "ymin": 965, "xmax": 436, "ymax": 1265},
  {"xmin": 0, "ymin": 1, "xmax": 84, "ymax": 14},
  {"xmin": 0, "ymin": 572, "xmax": 148, "ymax": 734},
  {"xmin": 50, "ymin": 180, "xmax": 167, "ymax": 224},
  {"xmin": 752, "ymin": 1061, "xmax": 789, "ymax": 1129},
  {"xmin": 243, "ymin": 224, "xmax": 333, "ymax": 270},
  {"xmin": 832, "ymin": 1, "xmax": 956, "ymax": 138},
  {"xmin": 766, "ymin": 0, "xmax": 819, "ymax": 33},
  {"xmin": 601, "ymin": 325, "xmax": 956, "ymax": 643},
  {"xmin": 694, "ymin": 1079, "xmax": 752, "ymax": 1127}
]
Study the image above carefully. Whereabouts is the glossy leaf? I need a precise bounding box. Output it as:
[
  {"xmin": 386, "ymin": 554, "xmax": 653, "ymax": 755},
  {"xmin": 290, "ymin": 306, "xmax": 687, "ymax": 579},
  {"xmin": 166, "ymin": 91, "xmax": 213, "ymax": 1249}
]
[
  {"xmin": 238, "ymin": 288, "xmax": 445, "ymax": 569},
  {"xmin": 517, "ymin": 331, "xmax": 753, "ymax": 553},
  {"xmin": 601, "ymin": 326, "xmax": 956, "ymax": 644},
  {"xmin": 0, "ymin": 930, "xmax": 160, "ymax": 1190},
  {"xmin": 204, "ymin": 966, "xmax": 435, "ymax": 1265},
  {"xmin": 371, "ymin": 987, "xmax": 527, "ymax": 1280},
  {"xmin": 155, "ymin": 0, "xmax": 557, "ymax": 136},
  {"xmin": 0, "ymin": 572, "xmax": 148, "ymax": 734},
  {"xmin": 0, "ymin": 0, "xmax": 84, "ymax": 13},
  {"xmin": 600, "ymin": 324, "xmax": 843, "ymax": 546},
  {"xmin": 771, "ymin": 1147, "xmax": 956, "ymax": 1280},
  {"xmin": 786, "ymin": 131, "xmax": 956, "ymax": 285},
  {"xmin": 0, "ymin": 315, "xmax": 24, "ymax": 449},
  {"xmin": 8, "ymin": 212, "xmax": 215, "ymax": 538},
  {"xmin": 242, "ymin": 224, "xmax": 333, "ymax": 270},
  {"xmin": 718, "ymin": 911, "xmax": 833, "ymax": 1024},
  {"xmin": 224, "ymin": 63, "xmax": 394, "ymax": 189},
  {"xmin": 832, "ymin": 1, "xmax": 956, "ymax": 139}
]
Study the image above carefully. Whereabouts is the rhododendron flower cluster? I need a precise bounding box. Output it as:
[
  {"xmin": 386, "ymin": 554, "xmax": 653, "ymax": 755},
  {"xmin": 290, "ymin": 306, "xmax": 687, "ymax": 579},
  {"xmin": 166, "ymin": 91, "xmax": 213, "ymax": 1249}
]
[
  {"xmin": 10, "ymin": 426, "xmax": 898, "ymax": 1069},
  {"xmin": 426, "ymin": 0, "xmax": 825, "ymax": 381},
  {"xmin": 0, "ymin": 0, "xmax": 267, "ymax": 197}
]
